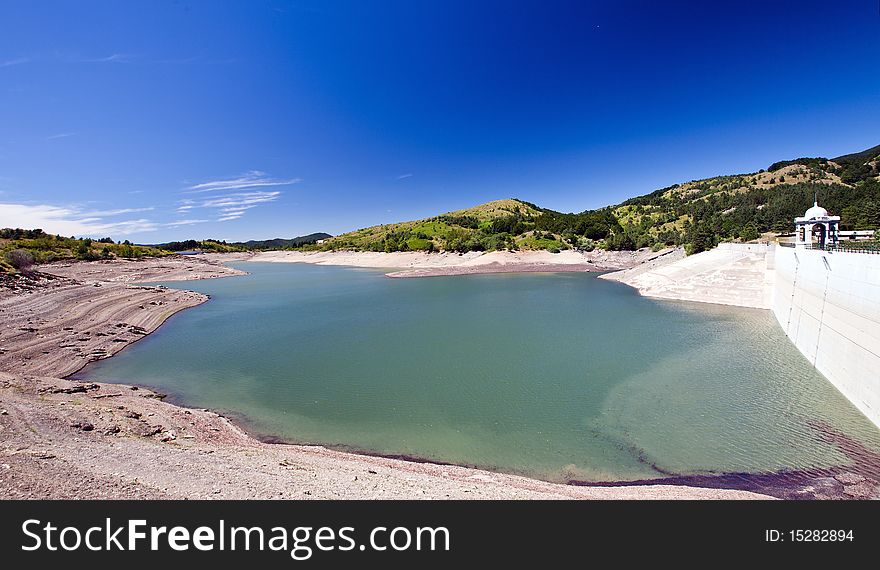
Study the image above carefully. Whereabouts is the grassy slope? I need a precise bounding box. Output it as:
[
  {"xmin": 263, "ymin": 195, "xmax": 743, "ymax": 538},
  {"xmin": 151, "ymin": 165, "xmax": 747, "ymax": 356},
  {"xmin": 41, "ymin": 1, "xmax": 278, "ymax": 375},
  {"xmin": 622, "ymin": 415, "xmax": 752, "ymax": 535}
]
[
  {"xmin": 318, "ymin": 144, "xmax": 879, "ymax": 255},
  {"xmin": 320, "ymin": 199, "xmax": 563, "ymax": 252},
  {"xmin": 1, "ymin": 231, "xmax": 172, "ymax": 275},
  {"xmin": 611, "ymin": 145, "xmax": 880, "ymax": 252}
]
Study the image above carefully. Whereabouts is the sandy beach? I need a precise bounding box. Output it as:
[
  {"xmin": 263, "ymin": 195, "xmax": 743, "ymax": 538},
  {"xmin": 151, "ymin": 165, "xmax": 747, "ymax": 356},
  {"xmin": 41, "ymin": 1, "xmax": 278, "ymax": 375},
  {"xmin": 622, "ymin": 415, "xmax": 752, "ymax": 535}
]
[{"xmin": 0, "ymin": 253, "xmax": 774, "ymax": 499}]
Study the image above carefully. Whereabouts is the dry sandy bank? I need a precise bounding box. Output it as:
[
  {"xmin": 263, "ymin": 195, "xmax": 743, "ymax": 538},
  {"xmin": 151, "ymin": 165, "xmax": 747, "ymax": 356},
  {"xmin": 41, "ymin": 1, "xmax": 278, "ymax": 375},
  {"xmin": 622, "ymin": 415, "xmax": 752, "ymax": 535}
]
[
  {"xmin": 251, "ymin": 248, "xmax": 665, "ymax": 277},
  {"xmin": 599, "ymin": 244, "xmax": 772, "ymax": 309}
]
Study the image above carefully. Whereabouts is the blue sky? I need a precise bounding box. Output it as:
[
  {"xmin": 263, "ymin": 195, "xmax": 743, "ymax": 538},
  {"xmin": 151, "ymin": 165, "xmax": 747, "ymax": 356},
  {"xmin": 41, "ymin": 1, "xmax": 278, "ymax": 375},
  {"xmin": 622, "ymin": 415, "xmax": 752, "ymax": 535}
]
[{"xmin": 1, "ymin": 0, "xmax": 879, "ymax": 242}]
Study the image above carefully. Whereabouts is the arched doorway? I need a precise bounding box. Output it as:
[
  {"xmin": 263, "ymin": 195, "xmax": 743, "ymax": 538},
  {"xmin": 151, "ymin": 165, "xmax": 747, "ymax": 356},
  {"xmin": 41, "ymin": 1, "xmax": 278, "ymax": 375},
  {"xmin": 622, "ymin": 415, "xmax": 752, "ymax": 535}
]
[{"xmin": 812, "ymin": 223, "xmax": 827, "ymax": 248}]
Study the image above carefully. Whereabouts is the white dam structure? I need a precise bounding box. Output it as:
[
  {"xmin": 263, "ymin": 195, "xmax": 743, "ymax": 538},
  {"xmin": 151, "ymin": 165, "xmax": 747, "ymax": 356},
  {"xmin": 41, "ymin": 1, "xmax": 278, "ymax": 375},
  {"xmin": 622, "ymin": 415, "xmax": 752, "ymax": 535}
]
[
  {"xmin": 602, "ymin": 208, "xmax": 879, "ymax": 428},
  {"xmin": 771, "ymin": 244, "xmax": 880, "ymax": 427}
]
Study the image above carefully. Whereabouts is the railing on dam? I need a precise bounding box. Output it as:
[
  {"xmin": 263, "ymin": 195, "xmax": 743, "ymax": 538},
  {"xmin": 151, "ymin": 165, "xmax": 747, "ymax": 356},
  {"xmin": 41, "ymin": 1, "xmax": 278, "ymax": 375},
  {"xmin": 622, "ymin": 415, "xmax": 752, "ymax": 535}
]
[{"xmin": 777, "ymin": 242, "xmax": 880, "ymax": 254}]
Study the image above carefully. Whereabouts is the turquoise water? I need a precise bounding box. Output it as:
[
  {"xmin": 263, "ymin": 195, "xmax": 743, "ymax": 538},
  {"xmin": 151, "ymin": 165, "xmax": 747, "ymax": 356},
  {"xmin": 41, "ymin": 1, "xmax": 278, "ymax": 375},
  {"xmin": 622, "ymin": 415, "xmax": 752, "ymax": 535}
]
[{"xmin": 79, "ymin": 262, "xmax": 880, "ymax": 482}]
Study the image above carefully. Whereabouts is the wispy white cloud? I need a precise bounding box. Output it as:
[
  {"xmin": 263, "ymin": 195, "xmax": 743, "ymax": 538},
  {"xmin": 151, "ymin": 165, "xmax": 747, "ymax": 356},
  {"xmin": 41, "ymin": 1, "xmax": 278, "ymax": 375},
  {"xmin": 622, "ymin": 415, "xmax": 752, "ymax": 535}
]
[
  {"xmin": 46, "ymin": 132, "xmax": 76, "ymax": 140},
  {"xmin": 78, "ymin": 53, "xmax": 134, "ymax": 64},
  {"xmin": 0, "ymin": 57, "xmax": 29, "ymax": 68},
  {"xmin": 199, "ymin": 191, "xmax": 280, "ymax": 209},
  {"xmin": 79, "ymin": 207, "xmax": 154, "ymax": 217},
  {"xmin": 174, "ymin": 171, "xmax": 293, "ymax": 222},
  {"xmin": 200, "ymin": 190, "xmax": 282, "ymax": 222},
  {"xmin": 165, "ymin": 219, "xmax": 209, "ymax": 227},
  {"xmin": 396, "ymin": 173, "xmax": 413, "ymax": 180},
  {"xmin": 0, "ymin": 203, "xmax": 157, "ymax": 237},
  {"xmin": 185, "ymin": 170, "xmax": 301, "ymax": 193}
]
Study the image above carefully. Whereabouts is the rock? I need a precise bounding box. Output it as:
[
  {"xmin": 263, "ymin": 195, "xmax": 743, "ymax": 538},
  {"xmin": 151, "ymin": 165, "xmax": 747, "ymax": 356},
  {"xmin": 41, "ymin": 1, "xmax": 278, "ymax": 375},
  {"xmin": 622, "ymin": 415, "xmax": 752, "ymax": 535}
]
[
  {"xmin": 842, "ymin": 481, "xmax": 877, "ymax": 499},
  {"xmin": 835, "ymin": 472, "xmax": 866, "ymax": 485},
  {"xmin": 0, "ymin": 409, "xmax": 8, "ymax": 415},
  {"xmin": 806, "ymin": 476, "xmax": 845, "ymax": 498},
  {"xmin": 139, "ymin": 425, "xmax": 163, "ymax": 437},
  {"xmin": 50, "ymin": 383, "xmax": 99, "ymax": 394},
  {"xmin": 103, "ymin": 425, "xmax": 120, "ymax": 435},
  {"xmin": 70, "ymin": 421, "xmax": 94, "ymax": 431}
]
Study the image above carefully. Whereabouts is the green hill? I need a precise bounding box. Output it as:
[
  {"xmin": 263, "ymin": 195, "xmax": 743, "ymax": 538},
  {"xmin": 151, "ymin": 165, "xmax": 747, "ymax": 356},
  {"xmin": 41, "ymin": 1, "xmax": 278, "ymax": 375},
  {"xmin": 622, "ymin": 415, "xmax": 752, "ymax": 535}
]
[
  {"xmin": 232, "ymin": 233, "xmax": 332, "ymax": 250},
  {"xmin": 151, "ymin": 239, "xmax": 247, "ymax": 253},
  {"xmin": 153, "ymin": 233, "xmax": 333, "ymax": 253},
  {"xmin": 316, "ymin": 143, "xmax": 879, "ymax": 255},
  {"xmin": 616, "ymin": 143, "xmax": 880, "ymax": 253},
  {"xmin": 316, "ymin": 198, "xmax": 622, "ymax": 253},
  {"xmin": 1, "ymin": 229, "xmax": 171, "ymax": 275}
]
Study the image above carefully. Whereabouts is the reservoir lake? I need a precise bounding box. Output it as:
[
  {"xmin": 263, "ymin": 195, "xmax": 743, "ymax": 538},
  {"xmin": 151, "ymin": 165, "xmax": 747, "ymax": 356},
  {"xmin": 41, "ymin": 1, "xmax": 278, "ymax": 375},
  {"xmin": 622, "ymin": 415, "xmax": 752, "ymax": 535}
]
[{"xmin": 78, "ymin": 262, "xmax": 880, "ymax": 483}]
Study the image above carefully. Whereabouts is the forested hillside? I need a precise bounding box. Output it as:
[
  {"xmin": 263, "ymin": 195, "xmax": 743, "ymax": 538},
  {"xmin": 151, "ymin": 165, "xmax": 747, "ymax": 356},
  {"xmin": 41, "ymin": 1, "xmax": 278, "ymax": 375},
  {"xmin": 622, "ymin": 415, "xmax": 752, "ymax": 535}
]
[
  {"xmin": 312, "ymin": 144, "xmax": 879, "ymax": 255},
  {"xmin": 616, "ymin": 144, "xmax": 880, "ymax": 253}
]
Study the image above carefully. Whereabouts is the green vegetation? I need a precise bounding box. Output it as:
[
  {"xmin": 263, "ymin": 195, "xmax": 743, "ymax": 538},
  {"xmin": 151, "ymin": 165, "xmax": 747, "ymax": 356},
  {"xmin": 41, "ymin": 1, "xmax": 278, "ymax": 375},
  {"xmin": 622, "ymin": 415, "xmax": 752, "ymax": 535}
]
[
  {"xmin": 0, "ymin": 228, "xmax": 171, "ymax": 274},
  {"xmin": 153, "ymin": 233, "xmax": 332, "ymax": 253},
  {"xmin": 312, "ymin": 198, "xmax": 625, "ymax": 254},
  {"xmin": 309, "ymin": 144, "xmax": 878, "ymax": 255},
  {"xmin": 231, "ymin": 233, "xmax": 332, "ymax": 250},
  {"xmin": 617, "ymin": 145, "xmax": 880, "ymax": 253},
  {"xmin": 152, "ymin": 239, "xmax": 247, "ymax": 253}
]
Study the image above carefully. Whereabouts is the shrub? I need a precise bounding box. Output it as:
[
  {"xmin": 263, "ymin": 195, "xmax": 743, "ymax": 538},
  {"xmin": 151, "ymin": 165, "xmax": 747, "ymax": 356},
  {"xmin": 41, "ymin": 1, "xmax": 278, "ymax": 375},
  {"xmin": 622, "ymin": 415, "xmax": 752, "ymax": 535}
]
[{"xmin": 5, "ymin": 249, "xmax": 35, "ymax": 270}]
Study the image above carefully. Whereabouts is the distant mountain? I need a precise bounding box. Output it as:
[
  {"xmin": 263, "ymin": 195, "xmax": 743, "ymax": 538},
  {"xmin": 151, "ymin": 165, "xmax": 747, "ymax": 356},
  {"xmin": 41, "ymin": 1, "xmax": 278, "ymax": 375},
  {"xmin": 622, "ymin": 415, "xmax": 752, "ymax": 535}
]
[
  {"xmin": 232, "ymin": 233, "xmax": 332, "ymax": 250},
  {"xmin": 152, "ymin": 233, "xmax": 332, "ymax": 253},
  {"xmin": 150, "ymin": 239, "xmax": 246, "ymax": 253}
]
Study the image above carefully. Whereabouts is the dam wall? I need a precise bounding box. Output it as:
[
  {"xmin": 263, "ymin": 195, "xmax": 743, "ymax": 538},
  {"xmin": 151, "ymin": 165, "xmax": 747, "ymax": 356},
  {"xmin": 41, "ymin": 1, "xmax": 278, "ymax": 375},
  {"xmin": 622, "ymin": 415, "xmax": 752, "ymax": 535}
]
[
  {"xmin": 603, "ymin": 242, "xmax": 880, "ymax": 427},
  {"xmin": 771, "ymin": 246, "xmax": 880, "ymax": 427}
]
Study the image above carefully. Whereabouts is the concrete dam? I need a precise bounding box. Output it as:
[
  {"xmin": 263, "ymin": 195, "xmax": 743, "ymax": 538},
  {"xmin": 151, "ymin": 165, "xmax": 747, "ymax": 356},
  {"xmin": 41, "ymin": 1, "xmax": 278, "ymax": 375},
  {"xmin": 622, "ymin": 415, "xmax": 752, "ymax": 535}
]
[{"xmin": 603, "ymin": 242, "xmax": 880, "ymax": 428}]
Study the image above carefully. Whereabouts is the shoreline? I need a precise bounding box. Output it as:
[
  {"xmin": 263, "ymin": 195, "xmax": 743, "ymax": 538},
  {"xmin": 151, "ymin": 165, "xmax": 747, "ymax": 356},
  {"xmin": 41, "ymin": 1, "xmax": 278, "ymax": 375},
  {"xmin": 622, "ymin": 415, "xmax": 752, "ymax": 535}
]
[
  {"xmin": 249, "ymin": 248, "xmax": 667, "ymax": 277},
  {"xmin": 0, "ymin": 252, "xmax": 791, "ymax": 499}
]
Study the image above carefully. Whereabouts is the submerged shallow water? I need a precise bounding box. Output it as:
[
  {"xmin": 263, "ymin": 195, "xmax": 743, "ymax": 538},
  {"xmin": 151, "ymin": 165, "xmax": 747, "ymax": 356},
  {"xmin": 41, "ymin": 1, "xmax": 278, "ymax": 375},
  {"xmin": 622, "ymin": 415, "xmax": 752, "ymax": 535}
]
[{"xmin": 79, "ymin": 262, "xmax": 880, "ymax": 483}]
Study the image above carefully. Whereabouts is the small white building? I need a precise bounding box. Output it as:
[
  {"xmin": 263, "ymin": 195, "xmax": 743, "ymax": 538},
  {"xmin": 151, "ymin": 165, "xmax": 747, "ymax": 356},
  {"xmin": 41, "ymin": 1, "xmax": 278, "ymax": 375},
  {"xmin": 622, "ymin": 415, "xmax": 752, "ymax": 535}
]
[{"xmin": 795, "ymin": 201, "xmax": 839, "ymax": 249}]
